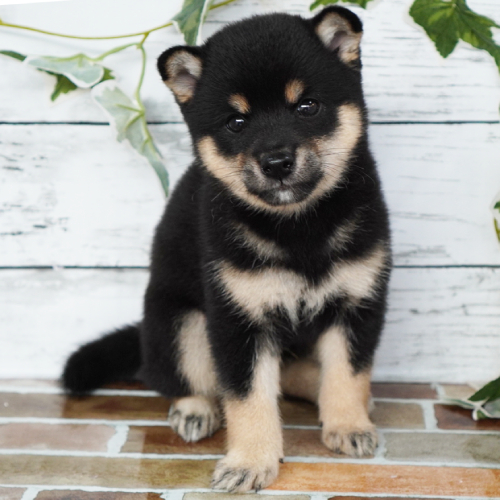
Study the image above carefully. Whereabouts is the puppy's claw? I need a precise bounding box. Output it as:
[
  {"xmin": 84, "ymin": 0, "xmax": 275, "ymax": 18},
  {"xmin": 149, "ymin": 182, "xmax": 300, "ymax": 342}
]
[
  {"xmin": 322, "ymin": 426, "xmax": 377, "ymax": 457},
  {"xmin": 168, "ymin": 396, "xmax": 221, "ymax": 443},
  {"xmin": 212, "ymin": 458, "xmax": 279, "ymax": 493}
]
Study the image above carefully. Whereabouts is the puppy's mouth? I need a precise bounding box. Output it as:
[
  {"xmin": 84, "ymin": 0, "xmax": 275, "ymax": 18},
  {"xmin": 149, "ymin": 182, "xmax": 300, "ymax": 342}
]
[
  {"xmin": 243, "ymin": 151, "xmax": 323, "ymax": 206},
  {"xmin": 248, "ymin": 177, "xmax": 322, "ymax": 206}
]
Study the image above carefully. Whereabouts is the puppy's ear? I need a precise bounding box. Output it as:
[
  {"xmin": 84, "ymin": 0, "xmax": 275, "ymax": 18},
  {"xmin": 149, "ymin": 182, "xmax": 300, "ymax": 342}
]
[
  {"xmin": 311, "ymin": 6, "xmax": 363, "ymax": 67},
  {"xmin": 157, "ymin": 46, "xmax": 203, "ymax": 103}
]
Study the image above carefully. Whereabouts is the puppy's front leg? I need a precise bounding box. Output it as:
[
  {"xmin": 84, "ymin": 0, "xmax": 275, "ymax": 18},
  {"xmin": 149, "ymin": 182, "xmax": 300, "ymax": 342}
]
[
  {"xmin": 317, "ymin": 325, "xmax": 376, "ymax": 457},
  {"xmin": 212, "ymin": 350, "xmax": 283, "ymax": 493}
]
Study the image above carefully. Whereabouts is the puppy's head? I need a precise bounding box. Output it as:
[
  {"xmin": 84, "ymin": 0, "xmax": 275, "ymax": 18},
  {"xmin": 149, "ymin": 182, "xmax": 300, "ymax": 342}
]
[{"xmin": 158, "ymin": 6, "xmax": 365, "ymax": 214}]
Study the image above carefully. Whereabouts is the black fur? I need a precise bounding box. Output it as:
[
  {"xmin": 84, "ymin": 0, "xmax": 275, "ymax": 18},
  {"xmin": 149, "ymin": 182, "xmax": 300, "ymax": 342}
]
[
  {"xmin": 62, "ymin": 324, "xmax": 141, "ymax": 394},
  {"xmin": 63, "ymin": 7, "xmax": 391, "ymax": 402}
]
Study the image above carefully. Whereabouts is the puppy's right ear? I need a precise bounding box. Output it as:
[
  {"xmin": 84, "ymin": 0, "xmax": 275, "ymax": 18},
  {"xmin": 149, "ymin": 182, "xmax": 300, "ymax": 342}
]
[{"xmin": 157, "ymin": 46, "xmax": 203, "ymax": 104}]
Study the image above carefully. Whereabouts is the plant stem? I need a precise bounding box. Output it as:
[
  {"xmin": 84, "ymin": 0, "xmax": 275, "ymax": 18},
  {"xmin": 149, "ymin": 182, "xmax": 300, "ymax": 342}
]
[
  {"xmin": 134, "ymin": 35, "xmax": 148, "ymax": 106},
  {"xmin": 0, "ymin": 0, "xmax": 238, "ymax": 41},
  {"xmin": 92, "ymin": 42, "xmax": 137, "ymax": 61},
  {"xmin": 210, "ymin": 0, "xmax": 238, "ymax": 10},
  {"xmin": 0, "ymin": 20, "xmax": 172, "ymax": 41}
]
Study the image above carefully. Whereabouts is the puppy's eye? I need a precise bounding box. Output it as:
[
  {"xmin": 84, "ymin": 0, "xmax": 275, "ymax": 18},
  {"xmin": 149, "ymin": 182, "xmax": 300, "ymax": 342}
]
[
  {"xmin": 226, "ymin": 116, "xmax": 247, "ymax": 133},
  {"xmin": 296, "ymin": 99, "xmax": 320, "ymax": 117}
]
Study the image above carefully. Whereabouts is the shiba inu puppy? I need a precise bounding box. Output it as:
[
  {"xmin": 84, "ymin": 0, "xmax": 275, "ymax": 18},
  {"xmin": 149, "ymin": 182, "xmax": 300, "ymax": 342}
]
[{"xmin": 63, "ymin": 6, "xmax": 391, "ymax": 492}]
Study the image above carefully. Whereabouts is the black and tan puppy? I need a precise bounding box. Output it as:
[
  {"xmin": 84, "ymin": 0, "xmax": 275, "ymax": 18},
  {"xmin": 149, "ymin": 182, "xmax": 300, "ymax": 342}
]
[{"xmin": 63, "ymin": 6, "xmax": 391, "ymax": 492}]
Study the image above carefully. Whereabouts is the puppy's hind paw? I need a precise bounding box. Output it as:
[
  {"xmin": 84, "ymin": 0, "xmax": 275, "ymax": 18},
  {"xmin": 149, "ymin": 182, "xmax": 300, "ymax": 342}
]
[
  {"xmin": 322, "ymin": 425, "xmax": 378, "ymax": 457},
  {"xmin": 211, "ymin": 456, "xmax": 279, "ymax": 493},
  {"xmin": 168, "ymin": 395, "xmax": 221, "ymax": 443}
]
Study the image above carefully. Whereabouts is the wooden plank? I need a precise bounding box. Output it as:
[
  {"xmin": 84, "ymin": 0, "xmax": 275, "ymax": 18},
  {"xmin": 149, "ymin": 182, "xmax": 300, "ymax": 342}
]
[
  {"xmin": 0, "ymin": 0, "xmax": 498, "ymax": 123},
  {"xmin": 0, "ymin": 267, "xmax": 499, "ymax": 382},
  {"xmin": 2, "ymin": 123, "xmax": 500, "ymax": 267}
]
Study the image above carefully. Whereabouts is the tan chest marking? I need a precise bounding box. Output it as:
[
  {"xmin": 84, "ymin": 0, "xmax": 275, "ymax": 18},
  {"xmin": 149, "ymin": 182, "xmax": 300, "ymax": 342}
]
[
  {"xmin": 216, "ymin": 243, "xmax": 387, "ymax": 321},
  {"xmin": 231, "ymin": 222, "xmax": 286, "ymax": 262}
]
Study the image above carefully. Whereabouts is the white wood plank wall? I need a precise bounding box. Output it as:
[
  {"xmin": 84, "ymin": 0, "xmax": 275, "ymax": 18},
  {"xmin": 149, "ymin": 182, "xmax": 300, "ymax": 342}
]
[{"xmin": 1, "ymin": 0, "xmax": 499, "ymax": 382}]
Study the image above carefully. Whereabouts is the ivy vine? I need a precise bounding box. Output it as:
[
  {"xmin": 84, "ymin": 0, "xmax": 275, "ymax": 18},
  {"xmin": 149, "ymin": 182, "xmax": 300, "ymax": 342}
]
[{"xmin": 1, "ymin": 0, "xmax": 498, "ymax": 196}]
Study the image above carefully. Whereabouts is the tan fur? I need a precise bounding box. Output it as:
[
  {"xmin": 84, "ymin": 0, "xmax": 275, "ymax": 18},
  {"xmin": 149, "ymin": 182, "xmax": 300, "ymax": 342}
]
[
  {"xmin": 176, "ymin": 311, "xmax": 218, "ymax": 395},
  {"xmin": 309, "ymin": 104, "xmax": 363, "ymax": 201},
  {"xmin": 169, "ymin": 395, "xmax": 222, "ymax": 442},
  {"xmin": 163, "ymin": 51, "xmax": 202, "ymax": 103},
  {"xmin": 316, "ymin": 326, "xmax": 376, "ymax": 457},
  {"xmin": 280, "ymin": 359, "xmax": 320, "ymax": 403},
  {"xmin": 214, "ymin": 242, "xmax": 388, "ymax": 322},
  {"xmin": 213, "ymin": 350, "xmax": 283, "ymax": 492},
  {"xmin": 329, "ymin": 215, "xmax": 359, "ymax": 252},
  {"xmin": 315, "ymin": 12, "xmax": 362, "ymax": 65},
  {"xmin": 197, "ymin": 104, "xmax": 362, "ymax": 215},
  {"xmin": 229, "ymin": 94, "xmax": 251, "ymax": 114},
  {"xmin": 284, "ymin": 79, "xmax": 305, "ymax": 105},
  {"xmin": 232, "ymin": 222, "xmax": 286, "ymax": 261}
]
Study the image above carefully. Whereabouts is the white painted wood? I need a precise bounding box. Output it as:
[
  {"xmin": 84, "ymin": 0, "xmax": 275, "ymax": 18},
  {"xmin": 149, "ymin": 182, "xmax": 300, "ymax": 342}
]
[
  {"xmin": 1, "ymin": 0, "xmax": 499, "ymax": 382},
  {"xmin": 0, "ymin": 0, "xmax": 498, "ymax": 123},
  {"xmin": 2, "ymin": 123, "xmax": 500, "ymax": 267},
  {"xmin": 0, "ymin": 267, "xmax": 498, "ymax": 383}
]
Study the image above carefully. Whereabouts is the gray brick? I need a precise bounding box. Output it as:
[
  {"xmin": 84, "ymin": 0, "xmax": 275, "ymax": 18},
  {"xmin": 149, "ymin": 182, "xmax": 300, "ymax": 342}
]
[{"xmin": 384, "ymin": 432, "xmax": 500, "ymax": 464}]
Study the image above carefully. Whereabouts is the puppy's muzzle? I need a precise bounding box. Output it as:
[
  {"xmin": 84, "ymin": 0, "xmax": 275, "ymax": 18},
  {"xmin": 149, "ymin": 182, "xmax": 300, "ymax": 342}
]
[{"xmin": 260, "ymin": 150, "xmax": 295, "ymax": 181}]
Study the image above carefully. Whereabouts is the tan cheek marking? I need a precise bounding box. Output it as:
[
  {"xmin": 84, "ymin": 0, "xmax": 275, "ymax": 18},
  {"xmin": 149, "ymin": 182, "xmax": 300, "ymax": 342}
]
[
  {"xmin": 284, "ymin": 79, "xmax": 305, "ymax": 105},
  {"xmin": 223, "ymin": 350, "xmax": 283, "ymax": 464},
  {"xmin": 229, "ymin": 94, "xmax": 250, "ymax": 114},
  {"xmin": 176, "ymin": 311, "xmax": 218, "ymax": 394},
  {"xmin": 197, "ymin": 136, "xmax": 249, "ymax": 199},
  {"xmin": 280, "ymin": 359, "xmax": 320, "ymax": 403},
  {"xmin": 310, "ymin": 103, "xmax": 363, "ymax": 202},
  {"xmin": 316, "ymin": 326, "xmax": 373, "ymax": 430}
]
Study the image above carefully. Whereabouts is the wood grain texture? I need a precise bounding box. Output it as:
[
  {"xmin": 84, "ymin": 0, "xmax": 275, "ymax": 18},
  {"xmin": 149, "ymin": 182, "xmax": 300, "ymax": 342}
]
[
  {"xmin": 0, "ymin": 267, "xmax": 498, "ymax": 382},
  {"xmin": 0, "ymin": 0, "xmax": 499, "ymax": 123},
  {"xmin": 2, "ymin": 123, "xmax": 499, "ymax": 267},
  {"xmin": 1, "ymin": 0, "xmax": 499, "ymax": 382}
]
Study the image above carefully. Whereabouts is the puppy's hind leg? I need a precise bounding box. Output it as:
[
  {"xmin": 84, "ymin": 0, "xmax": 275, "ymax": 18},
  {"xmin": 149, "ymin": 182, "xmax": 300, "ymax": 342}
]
[
  {"xmin": 169, "ymin": 310, "xmax": 222, "ymax": 442},
  {"xmin": 280, "ymin": 358, "xmax": 320, "ymax": 403}
]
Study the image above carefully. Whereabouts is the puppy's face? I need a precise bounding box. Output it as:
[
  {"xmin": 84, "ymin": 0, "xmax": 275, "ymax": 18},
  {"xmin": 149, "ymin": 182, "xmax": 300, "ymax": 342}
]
[{"xmin": 158, "ymin": 7, "xmax": 365, "ymax": 213}]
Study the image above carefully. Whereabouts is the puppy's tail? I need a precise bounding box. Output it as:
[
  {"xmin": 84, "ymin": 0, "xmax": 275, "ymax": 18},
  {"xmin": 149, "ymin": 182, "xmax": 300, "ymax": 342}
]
[{"xmin": 62, "ymin": 324, "xmax": 142, "ymax": 394}]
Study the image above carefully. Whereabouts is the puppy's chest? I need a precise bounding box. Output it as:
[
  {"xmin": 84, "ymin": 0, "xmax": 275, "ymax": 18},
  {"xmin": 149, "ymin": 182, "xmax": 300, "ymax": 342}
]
[{"xmin": 213, "ymin": 235, "xmax": 387, "ymax": 324}]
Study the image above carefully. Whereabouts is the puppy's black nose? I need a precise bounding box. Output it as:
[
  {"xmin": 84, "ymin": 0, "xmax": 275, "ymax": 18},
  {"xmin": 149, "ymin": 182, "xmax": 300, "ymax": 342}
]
[{"xmin": 260, "ymin": 151, "xmax": 295, "ymax": 180}]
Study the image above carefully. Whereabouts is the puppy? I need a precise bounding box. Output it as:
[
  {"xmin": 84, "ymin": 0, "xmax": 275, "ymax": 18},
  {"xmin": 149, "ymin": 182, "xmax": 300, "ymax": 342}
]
[{"xmin": 63, "ymin": 6, "xmax": 391, "ymax": 492}]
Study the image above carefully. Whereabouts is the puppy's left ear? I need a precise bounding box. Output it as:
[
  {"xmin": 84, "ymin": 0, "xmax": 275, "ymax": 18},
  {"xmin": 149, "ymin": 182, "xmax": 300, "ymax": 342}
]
[
  {"xmin": 157, "ymin": 46, "xmax": 203, "ymax": 104},
  {"xmin": 311, "ymin": 6, "xmax": 363, "ymax": 67}
]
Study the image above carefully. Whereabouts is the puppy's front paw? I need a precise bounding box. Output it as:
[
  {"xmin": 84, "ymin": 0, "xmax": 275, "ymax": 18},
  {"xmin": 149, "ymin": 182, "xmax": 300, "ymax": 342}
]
[
  {"xmin": 168, "ymin": 396, "xmax": 221, "ymax": 442},
  {"xmin": 322, "ymin": 425, "xmax": 377, "ymax": 457},
  {"xmin": 211, "ymin": 454, "xmax": 279, "ymax": 493}
]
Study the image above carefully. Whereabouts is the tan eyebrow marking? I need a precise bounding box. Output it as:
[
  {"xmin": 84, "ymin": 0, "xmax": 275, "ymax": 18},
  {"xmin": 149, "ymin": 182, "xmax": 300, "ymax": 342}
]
[
  {"xmin": 285, "ymin": 79, "xmax": 305, "ymax": 105},
  {"xmin": 228, "ymin": 94, "xmax": 251, "ymax": 114}
]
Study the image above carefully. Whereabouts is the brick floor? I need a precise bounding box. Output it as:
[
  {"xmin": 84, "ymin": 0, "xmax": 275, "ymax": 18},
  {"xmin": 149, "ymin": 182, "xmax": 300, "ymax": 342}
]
[{"xmin": 0, "ymin": 381, "xmax": 499, "ymax": 499}]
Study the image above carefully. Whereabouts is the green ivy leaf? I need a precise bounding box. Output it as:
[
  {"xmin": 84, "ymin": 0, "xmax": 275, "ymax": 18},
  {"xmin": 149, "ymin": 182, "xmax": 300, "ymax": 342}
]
[
  {"xmin": 494, "ymin": 201, "xmax": 500, "ymax": 210},
  {"xmin": 469, "ymin": 375, "xmax": 500, "ymax": 403},
  {"xmin": 92, "ymin": 82, "xmax": 169, "ymax": 196},
  {"xmin": 409, "ymin": 0, "xmax": 500, "ymax": 73},
  {"xmin": 310, "ymin": 0, "xmax": 374, "ymax": 9},
  {"xmin": 1, "ymin": 50, "xmax": 114, "ymax": 101},
  {"xmin": 172, "ymin": 0, "xmax": 213, "ymax": 45},
  {"xmin": 0, "ymin": 49, "xmax": 26, "ymax": 62},
  {"xmin": 26, "ymin": 53, "xmax": 107, "ymax": 87},
  {"xmin": 49, "ymin": 73, "xmax": 78, "ymax": 101}
]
